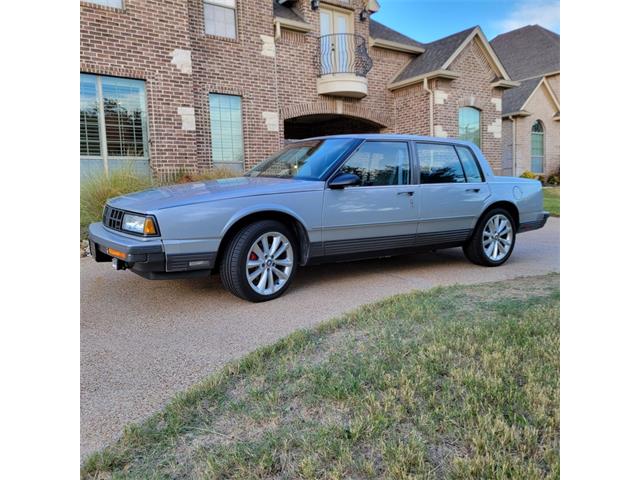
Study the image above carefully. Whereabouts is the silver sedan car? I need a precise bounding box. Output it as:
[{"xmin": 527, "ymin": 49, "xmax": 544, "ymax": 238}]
[{"xmin": 89, "ymin": 134, "xmax": 549, "ymax": 302}]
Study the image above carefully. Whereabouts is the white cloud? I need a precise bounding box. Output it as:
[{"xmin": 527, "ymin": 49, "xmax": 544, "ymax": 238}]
[{"xmin": 497, "ymin": 0, "xmax": 560, "ymax": 33}]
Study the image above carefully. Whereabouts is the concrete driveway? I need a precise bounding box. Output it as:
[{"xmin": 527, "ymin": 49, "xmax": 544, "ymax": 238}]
[{"xmin": 81, "ymin": 218, "xmax": 559, "ymax": 457}]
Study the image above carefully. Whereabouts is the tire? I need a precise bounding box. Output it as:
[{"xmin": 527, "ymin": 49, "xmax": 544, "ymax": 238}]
[
  {"xmin": 463, "ymin": 208, "xmax": 516, "ymax": 267},
  {"xmin": 220, "ymin": 220, "xmax": 298, "ymax": 302}
]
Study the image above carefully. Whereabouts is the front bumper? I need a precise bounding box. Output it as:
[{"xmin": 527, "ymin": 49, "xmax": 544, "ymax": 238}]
[
  {"xmin": 518, "ymin": 211, "xmax": 550, "ymax": 233},
  {"xmin": 88, "ymin": 222, "xmax": 214, "ymax": 279}
]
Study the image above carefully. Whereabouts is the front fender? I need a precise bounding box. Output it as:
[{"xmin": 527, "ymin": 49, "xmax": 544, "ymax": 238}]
[{"xmin": 220, "ymin": 203, "xmax": 311, "ymax": 238}]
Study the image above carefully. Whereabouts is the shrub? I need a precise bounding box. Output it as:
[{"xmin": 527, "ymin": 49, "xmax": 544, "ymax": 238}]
[
  {"xmin": 165, "ymin": 167, "xmax": 239, "ymax": 185},
  {"xmin": 80, "ymin": 169, "xmax": 153, "ymax": 239},
  {"xmin": 519, "ymin": 170, "xmax": 537, "ymax": 179},
  {"xmin": 547, "ymin": 167, "xmax": 560, "ymax": 185},
  {"xmin": 546, "ymin": 175, "xmax": 559, "ymax": 186}
]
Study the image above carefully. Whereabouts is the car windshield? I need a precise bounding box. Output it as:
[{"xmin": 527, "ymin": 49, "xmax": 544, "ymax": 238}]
[{"xmin": 246, "ymin": 138, "xmax": 358, "ymax": 180}]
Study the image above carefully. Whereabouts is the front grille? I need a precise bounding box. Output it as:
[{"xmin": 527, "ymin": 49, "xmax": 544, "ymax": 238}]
[{"xmin": 103, "ymin": 206, "xmax": 125, "ymax": 231}]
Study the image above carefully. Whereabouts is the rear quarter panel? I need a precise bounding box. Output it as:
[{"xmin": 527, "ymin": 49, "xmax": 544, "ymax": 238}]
[
  {"xmin": 487, "ymin": 176, "xmax": 544, "ymax": 223},
  {"xmin": 466, "ymin": 142, "xmax": 544, "ymax": 225}
]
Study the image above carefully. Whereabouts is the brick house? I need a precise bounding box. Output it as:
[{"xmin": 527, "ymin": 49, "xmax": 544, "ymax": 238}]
[
  {"xmin": 491, "ymin": 25, "xmax": 560, "ymax": 177},
  {"xmin": 80, "ymin": 0, "xmax": 516, "ymax": 179}
]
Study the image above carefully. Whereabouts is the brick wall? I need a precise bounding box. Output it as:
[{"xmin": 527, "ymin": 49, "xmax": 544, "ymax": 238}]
[
  {"xmin": 430, "ymin": 39, "xmax": 504, "ymax": 172},
  {"xmin": 81, "ymin": 0, "xmax": 507, "ymax": 174},
  {"xmin": 513, "ymin": 85, "xmax": 560, "ymax": 176},
  {"xmin": 546, "ymin": 73, "xmax": 560, "ymax": 102},
  {"xmin": 81, "ymin": 0, "xmax": 198, "ymax": 174},
  {"xmin": 187, "ymin": 0, "xmax": 281, "ymax": 170}
]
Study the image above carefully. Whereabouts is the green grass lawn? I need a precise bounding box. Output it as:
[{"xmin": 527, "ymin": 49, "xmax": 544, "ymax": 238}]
[
  {"xmin": 543, "ymin": 187, "xmax": 560, "ymax": 217},
  {"xmin": 83, "ymin": 274, "xmax": 560, "ymax": 480}
]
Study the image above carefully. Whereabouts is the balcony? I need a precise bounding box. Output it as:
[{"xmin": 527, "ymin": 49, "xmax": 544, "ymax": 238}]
[{"xmin": 316, "ymin": 33, "xmax": 372, "ymax": 99}]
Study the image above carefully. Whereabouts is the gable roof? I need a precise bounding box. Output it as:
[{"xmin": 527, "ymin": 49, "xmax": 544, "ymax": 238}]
[
  {"xmin": 502, "ymin": 76, "xmax": 542, "ymax": 115},
  {"xmin": 490, "ymin": 25, "xmax": 560, "ymax": 80},
  {"xmin": 393, "ymin": 26, "xmax": 476, "ymax": 83},
  {"xmin": 369, "ymin": 19, "xmax": 425, "ymax": 50},
  {"xmin": 502, "ymin": 76, "xmax": 560, "ymax": 116},
  {"xmin": 390, "ymin": 26, "xmax": 513, "ymax": 89}
]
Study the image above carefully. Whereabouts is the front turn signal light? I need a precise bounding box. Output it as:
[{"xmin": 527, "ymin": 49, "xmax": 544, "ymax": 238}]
[
  {"xmin": 107, "ymin": 248, "xmax": 127, "ymax": 260},
  {"xmin": 143, "ymin": 217, "xmax": 157, "ymax": 235}
]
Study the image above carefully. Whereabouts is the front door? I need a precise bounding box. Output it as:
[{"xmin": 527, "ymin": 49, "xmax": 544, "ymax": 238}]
[
  {"xmin": 320, "ymin": 7, "xmax": 353, "ymax": 74},
  {"xmin": 415, "ymin": 142, "xmax": 490, "ymax": 245},
  {"xmin": 322, "ymin": 141, "xmax": 418, "ymax": 256}
]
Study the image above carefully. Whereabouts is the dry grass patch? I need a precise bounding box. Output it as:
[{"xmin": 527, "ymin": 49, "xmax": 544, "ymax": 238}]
[{"xmin": 82, "ymin": 274, "xmax": 560, "ymax": 480}]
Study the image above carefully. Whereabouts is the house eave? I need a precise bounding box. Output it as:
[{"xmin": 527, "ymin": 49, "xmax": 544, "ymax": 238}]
[
  {"xmin": 491, "ymin": 79, "xmax": 520, "ymax": 89},
  {"xmin": 502, "ymin": 110, "xmax": 532, "ymax": 118},
  {"xmin": 369, "ymin": 37, "xmax": 425, "ymax": 54},
  {"xmin": 388, "ymin": 70, "xmax": 460, "ymax": 91},
  {"xmin": 273, "ymin": 16, "xmax": 312, "ymax": 33}
]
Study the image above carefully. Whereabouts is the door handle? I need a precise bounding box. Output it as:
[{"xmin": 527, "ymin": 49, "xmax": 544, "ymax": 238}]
[
  {"xmin": 397, "ymin": 191, "xmax": 415, "ymax": 196},
  {"xmin": 465, "ymin": 188, "xmax": 480, "ymax": 193}
]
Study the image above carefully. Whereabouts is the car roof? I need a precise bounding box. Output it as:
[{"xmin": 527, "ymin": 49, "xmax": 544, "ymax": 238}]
[{"xmin": 291, "ymin": 133, "xmax": 477, "ymax": 147}]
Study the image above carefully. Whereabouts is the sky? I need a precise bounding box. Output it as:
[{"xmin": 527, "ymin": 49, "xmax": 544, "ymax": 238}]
[{"xmin": 373, "ymin": 0, "xmax": 560, "ymax": 43}]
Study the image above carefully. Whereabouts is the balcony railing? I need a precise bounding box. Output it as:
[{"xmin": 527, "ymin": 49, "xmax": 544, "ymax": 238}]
[{"xmin": 317, "ymin": 33, "xmax": 373, "ymax": 77}]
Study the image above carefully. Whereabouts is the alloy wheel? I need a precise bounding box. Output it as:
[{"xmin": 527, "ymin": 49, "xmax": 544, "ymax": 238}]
[
  {"xmin": 482, "ymin": 214, "xmax": 513, "ymax": 262},
  {"xmin": 245, "ymin": 231, "xmax": 294, "ymax": 296}
]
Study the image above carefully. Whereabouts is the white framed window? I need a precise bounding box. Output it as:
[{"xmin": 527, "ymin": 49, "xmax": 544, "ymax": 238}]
[
  {"xmin": 80, "ymin": 73, "xmax": 149, "ymax": 177},
  {"xmin": 204, "ymin": 0, "xmax": 237, "ymax": 39},
  {"xmin": 83, "ymin": 0, "xmax": 123, "ymax": 8}
]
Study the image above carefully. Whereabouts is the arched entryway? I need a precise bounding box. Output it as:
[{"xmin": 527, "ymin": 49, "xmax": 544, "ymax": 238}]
[{"xmin": 284, "ymin": 114, "xmax": 383, "ymax": 140}]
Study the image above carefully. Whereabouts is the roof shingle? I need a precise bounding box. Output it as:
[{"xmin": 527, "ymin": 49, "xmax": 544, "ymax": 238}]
[
  {"xmin": 392, "ymin": 26, "xmax": 477, "ymax": 83},
  {"xmin": 502, "ymin": 76, "xmax": 542, "ymax": 114},
  {"xmin": 369, "ymin": 19, "xmax": 424, "ymax": 49},
  {"xmin": 490, "ymin": 25, "xmax": 559, "ymax": 80}
]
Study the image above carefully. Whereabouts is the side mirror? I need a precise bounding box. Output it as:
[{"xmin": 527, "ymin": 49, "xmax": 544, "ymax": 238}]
[{"xmin": 328, "ymin": 173, "xmax": 360, "ymax": 189}]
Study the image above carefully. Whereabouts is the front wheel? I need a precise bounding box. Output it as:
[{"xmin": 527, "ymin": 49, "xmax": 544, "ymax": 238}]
[
  {"xmin": 220, "ymin": 220, "xmax": 297, "ymax": 302},
  {"xmin": 463, "ymin": 209, "xmax": 516, "ymax": 266}
]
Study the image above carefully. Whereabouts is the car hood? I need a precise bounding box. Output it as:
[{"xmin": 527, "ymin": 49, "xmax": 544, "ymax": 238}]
[{"xmin": 107, "ymin": 176, "xmax": 324, "ymax": 212}]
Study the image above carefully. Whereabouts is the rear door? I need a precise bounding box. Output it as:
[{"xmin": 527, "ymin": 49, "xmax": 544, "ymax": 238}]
[
  {"xmin": 322, "ymin": 141, "xmax": 418, "ymax": 256},
  {"xmin": 415, "ymin": 142, "xmax": 490, "ymax": 245}
]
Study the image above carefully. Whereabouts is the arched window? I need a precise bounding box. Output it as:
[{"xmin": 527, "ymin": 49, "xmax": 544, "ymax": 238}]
[
  {"xmin": 531, "ymin": 120, "xmax": 544, "ymax": 173},
  {"xmin": 458, "ymin": 107, "xmax": 481, "ymax": 147}
]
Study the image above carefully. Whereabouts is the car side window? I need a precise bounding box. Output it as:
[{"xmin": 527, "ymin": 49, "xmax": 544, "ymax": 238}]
[
  {"xmin": 417, "ymin": 143, "xmax": 466, "ymax": 184},
  {"xmin": 338, "ymin": 141, "xmax": 410, "ymax": 186},
  {"xmin": 456, "ymin": 146, "xmax": 484, "ymax": 182}
]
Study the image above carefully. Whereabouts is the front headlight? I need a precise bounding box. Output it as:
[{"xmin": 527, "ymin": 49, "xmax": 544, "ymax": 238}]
[{"xmin": 122, "ymin": 213, "xmax": 158, "ymax": 236}]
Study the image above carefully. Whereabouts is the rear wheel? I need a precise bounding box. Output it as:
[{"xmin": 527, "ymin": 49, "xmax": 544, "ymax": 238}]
[
  {"xmin": 220, "ymin": 220, "xmax": 297, "ymax": 302},
  {"xmin": 463, "ymin": 209, "xmax": 516, "ymax": 266}
]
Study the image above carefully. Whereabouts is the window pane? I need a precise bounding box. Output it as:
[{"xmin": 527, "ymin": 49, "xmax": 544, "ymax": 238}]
[
  {"xmin": 210, "ymin": 93, "xmax": 244, "ymax": 166},
  {"xmin": 101, "ymin": 77, "xmax": 147, "ymax": 158},
  {"xmin": 456, "ymin": 146, "xmax": 483, "ymax": 182},
  {"xmin": 339, "ymin": 142, "xmax": 410, "ymax": 186},
  {"xmin": 84, "ymin": 0, "xmax": 123, "ymax": 8},
  {"xmin": 531, "ymin": 120, "xmax": 544, "ymax": 172},
  {"xmin": 531, "ymin": 134, "xmax": 544, "ymax": 156},
  {"xmin": 417, "ymin": 143, "xmax": 466, "ymax": 184},
  {"xmin": 458, "ymin": 107, "xmax": 481, "ymax": 146},
  {"xmin": 204, "ymin": 3, "xmax": 236, "ymax": 38},
  {"xmin": 248, "ymin": 139, "xmax": 356, "ymax": 179},
  {"xmin": 80, "ymin": 74, "xmax": 101, "ymax": 157}
]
